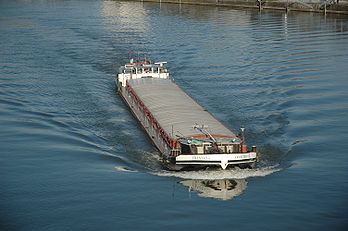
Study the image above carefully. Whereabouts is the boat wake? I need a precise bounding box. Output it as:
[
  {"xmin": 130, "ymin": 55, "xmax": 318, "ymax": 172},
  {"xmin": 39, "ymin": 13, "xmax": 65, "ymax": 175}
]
[
  {"xmin": 151, "ymin": 164, "xmax": 281, "ymax": 180},
  {"xmin": 114, "ymin": 166, "xmax": 138, "ymax": 173}
]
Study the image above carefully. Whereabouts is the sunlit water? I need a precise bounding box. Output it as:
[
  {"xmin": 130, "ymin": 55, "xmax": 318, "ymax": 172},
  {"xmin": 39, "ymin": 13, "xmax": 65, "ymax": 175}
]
[{"xmin": 1, "ymin": 0, "xmax": 348, "ymax": 230}]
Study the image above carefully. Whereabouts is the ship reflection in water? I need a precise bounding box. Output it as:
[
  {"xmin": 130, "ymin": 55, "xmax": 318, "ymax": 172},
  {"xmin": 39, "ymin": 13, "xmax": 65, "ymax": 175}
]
[{"xmin": 179, "ymin": 179, "xmax": 247, "ymax": 200}]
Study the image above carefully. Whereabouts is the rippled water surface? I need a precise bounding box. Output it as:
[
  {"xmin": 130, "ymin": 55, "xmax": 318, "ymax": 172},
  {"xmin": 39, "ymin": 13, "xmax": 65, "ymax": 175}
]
[{"xmin": 1, "ymin": 0, "xmax": 348, "ymax": 230}]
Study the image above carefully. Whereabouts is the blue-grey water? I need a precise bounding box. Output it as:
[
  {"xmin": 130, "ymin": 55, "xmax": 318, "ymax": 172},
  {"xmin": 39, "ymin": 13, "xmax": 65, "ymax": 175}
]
[{"xmin": 1, "ymin": 0, "xmax": 348, "ymax": 230}]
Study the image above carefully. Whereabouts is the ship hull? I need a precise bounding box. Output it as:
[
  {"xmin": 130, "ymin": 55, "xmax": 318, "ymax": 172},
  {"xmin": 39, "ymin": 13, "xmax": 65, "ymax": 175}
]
[
  {"xmin": 116, "ymin": 60, "xmax": 257, "ymax": 170},
  {"xmin": 116, "ymin": 78, "xmax": 257, "ymax": 170}
]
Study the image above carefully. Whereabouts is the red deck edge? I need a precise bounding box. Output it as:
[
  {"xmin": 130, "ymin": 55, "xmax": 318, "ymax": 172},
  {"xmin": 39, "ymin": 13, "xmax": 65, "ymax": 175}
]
[{"xmin": 126, "ymin": 83, "xmax": 179, "ymax": 149}]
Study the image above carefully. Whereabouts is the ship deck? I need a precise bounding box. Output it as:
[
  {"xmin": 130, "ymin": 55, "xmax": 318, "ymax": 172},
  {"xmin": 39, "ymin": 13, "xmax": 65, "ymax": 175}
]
[{"xmin": 128, "ymin": 78, "xmax": 237, "ymax": 140}]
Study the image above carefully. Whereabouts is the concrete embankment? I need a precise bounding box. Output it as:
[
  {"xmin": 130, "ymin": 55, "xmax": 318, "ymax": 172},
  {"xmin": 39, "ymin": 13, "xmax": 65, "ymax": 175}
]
[{"xmin": 122, "ymin": 0, "xmax": 348, "ymax": 14}]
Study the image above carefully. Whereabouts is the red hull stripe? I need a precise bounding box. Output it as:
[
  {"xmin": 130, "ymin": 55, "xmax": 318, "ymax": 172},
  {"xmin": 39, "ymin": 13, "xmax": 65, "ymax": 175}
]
[{"xmin": 126, "ymin": 83, "xmax": 178, "ymax": 149}]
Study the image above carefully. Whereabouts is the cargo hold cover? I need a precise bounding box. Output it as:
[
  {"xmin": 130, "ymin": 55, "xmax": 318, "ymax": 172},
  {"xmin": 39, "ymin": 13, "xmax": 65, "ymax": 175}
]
[{"xmin": 128, "ymin": 78, "xmax": 237, "ymax": 139}]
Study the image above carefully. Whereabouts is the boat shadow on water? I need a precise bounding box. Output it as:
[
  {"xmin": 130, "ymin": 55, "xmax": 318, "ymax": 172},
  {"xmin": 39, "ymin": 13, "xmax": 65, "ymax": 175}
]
[{"xmin": 179, "ymin": 178, "xmax": 247, "ymax": 201}]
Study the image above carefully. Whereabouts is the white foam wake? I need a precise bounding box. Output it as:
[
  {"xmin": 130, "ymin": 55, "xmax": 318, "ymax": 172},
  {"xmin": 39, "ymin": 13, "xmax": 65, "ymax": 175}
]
[
  {"xmin": 151, "ymin": 165, "xmax": 281, "ymax": 180},
  {"xmin": 114, "ymin": 166, "xmax": 138, "ymax": 173}
]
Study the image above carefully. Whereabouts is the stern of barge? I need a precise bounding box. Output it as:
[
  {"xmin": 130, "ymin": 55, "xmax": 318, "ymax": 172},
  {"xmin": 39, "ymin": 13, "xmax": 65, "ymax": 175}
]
[{"xmin": 172, "ymin": 135, "xmax": 257, "ymax": 170}]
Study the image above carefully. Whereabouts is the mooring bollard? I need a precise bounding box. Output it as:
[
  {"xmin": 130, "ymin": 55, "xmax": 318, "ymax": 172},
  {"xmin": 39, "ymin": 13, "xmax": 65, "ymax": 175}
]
[
  {"xmin": 285, "ymin": 0, "xmax": 289, "ymax": 12},
  {"xmin": 257, "ymin": 0, "xmax": 262, "ymax": 11}
]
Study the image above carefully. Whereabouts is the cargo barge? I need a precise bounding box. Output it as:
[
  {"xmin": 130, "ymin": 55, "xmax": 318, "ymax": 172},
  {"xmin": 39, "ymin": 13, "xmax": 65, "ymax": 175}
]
[{"xmin": 116, "ymin": 58, "xmax": 257, "ymax": 170}]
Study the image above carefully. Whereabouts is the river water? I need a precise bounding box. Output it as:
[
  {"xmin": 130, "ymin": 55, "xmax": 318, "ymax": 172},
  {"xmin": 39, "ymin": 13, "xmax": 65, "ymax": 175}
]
[{"xmin": 1, "ymin": 0, "xmax": 348, "ymax": 230}]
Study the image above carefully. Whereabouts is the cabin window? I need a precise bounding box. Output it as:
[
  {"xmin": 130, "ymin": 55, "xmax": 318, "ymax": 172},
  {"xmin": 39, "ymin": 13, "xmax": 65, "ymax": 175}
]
[
  {"xmin": 181, "ymin": 144, "xmax": 191, "ymax": 154},
  {"xmin": 219, "ymin": 145, "xmax": 227, "ymax": 153},
  {"xmin": 204, "ymin": 145, "xmax": 214, "ymax": 154}
]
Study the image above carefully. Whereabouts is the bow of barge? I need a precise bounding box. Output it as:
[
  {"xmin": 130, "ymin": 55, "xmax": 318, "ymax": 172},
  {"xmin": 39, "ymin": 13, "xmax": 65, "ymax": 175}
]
[{"xmin": 116, "ymin": 59, "xmax": 257, "ymax": 170}]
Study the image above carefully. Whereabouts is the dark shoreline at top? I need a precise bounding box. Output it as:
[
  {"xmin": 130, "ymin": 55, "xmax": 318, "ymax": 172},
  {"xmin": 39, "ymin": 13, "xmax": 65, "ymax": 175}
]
[{"xmin": 118, "ymin": 0, "xmax": 348, "ymax": 15}]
